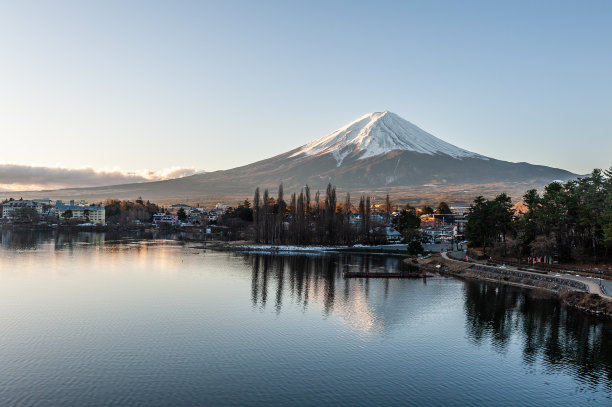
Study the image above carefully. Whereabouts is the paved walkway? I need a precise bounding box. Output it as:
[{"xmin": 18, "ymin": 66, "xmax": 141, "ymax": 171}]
[{"xmin": 440, "ymin": 251, "xmax": 612, "ymax": 300}]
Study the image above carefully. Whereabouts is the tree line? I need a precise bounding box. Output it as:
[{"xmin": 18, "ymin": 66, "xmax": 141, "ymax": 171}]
[
  {"xmin": 252, "ymin": 183, "xmax": 378, "ymax": 245},
  {"xmin": 103, "ymin": 197, "xmax": 161, "ymax": 224},
  {"xmin": 222, "ymin": 183, "xmax": 424, "ymax": 245},
  {"xmin": 465, "ymin": 168, "xmax": 612, "ymax": 262},
  {"xmin": 221, "ymin": 184, "xmax": 461, "ymax": 245}
]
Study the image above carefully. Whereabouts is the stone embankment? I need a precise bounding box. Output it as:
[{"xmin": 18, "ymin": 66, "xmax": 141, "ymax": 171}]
[{"xmin": 467, "ymin": 264, "xmax": 588, "ymax": 292}]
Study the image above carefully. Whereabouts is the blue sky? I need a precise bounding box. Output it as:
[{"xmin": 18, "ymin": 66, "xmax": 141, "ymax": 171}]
[{"xmin": 0, "ymin": 1, "xmax": 610, "ymax": 189}]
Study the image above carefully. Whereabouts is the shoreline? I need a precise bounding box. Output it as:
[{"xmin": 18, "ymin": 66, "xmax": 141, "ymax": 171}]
[
  {"xmin": 205, "ymin": 242, "xmax": 612, "ymax": 318},
  {"xmin": 420, "ymin": 253, "xmax": 612, "ymax": 318},
  {"xmin": 2, "ymin": 226, "xmax": 611, "ymax": 318}
]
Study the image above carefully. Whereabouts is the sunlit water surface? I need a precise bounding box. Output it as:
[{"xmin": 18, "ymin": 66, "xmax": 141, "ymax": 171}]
[{"xmin": 1, "ymin": 232, "xmax": 611, "ymax": 406}]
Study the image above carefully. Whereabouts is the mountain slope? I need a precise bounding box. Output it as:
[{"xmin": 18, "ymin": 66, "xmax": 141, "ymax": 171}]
[
  {"xmin": 291, "ymin": 111, "xmax": 485, "ymax": 165},
  {"xmin": 21, "ymin": 111, "xmax": 577, "ymax": 203}
]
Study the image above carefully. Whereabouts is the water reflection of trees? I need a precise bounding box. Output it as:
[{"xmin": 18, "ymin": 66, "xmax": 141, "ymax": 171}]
[
  {"xmin": 247, "ymin": 253, "xmax": 403, "ymax": 316},
  {"xmin": 464, "ymin": 281, "xmax": 612, "ymax": 391},
  {"xmin": 249, "ymin": 255, "xmax": 337, "ymax": 314},
  {"xmin": 249, "ymin": 256, "xmax": 612, "ymax": 389}
]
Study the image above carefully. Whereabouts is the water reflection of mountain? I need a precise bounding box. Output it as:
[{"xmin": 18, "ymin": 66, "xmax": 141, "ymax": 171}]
[
  {"xmin": 244, "ymin": 253, "xmax": 454, "ymax": 335},
  {"xmin": 464, "ymin": 281, "xmax": 612, "ymax": 391}
]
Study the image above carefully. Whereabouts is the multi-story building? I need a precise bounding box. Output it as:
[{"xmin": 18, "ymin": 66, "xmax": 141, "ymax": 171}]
[
  {"xmin": 450, "ymin": 206, "xmax": 470, "ymax": 215},
  {"xmin": 453, "ymin": 218, "xmax": 468, "ymax": 239},
  {"xmin": 424, "ymin": 226, "xmax": 454, "ymax": 242},
  {"xmin": 55, "ymin": 200, "xmax": 105, "ymax": 224},
  {"xmin": 153, "ymin": 213, "xmax": 179, "ymax": 225},
  {"xmin": 2, "ymin": 200, "xmax": 43, "ymax": 219}
]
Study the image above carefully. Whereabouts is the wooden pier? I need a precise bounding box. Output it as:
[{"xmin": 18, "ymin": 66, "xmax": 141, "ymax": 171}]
[{"xmin": 342, "ymin": 271, "xmax": 426, "ymax": 278}]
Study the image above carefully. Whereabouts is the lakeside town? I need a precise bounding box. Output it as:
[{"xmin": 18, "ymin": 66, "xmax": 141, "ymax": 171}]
[
  {"xmin": 4, "ymin": 167, "xmax": 612, "ymax": 265},
  {"xmin": 0, "ymin": 194, "xmax": 468, "ymax": 246}
]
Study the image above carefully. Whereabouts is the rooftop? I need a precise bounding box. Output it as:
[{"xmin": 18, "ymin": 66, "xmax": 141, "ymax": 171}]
[{"xmin": 56, "ymin": 202, "xmax": 104, "ymax": 211}]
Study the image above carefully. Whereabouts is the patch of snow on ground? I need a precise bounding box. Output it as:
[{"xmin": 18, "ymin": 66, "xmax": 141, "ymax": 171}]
[{"xmin": 233, "ymin": 245, "xmax": 347, "ymax": 252}]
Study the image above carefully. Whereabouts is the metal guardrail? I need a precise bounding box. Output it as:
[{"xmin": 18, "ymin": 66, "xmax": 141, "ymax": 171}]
[{"xmin": 469, "ymin": 264, "xmax": 588, "ymax": 291}]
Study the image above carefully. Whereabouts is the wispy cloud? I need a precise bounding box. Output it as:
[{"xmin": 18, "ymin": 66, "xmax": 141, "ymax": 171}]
[{"xmin": 0, "ymin": 164, "xmax": 198, "ymax": 192}]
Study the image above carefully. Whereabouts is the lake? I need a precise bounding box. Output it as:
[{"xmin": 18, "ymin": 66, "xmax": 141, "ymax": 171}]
[{"xmin": 1, "ymin": 232, "xmax": 611, "ymax": 406}]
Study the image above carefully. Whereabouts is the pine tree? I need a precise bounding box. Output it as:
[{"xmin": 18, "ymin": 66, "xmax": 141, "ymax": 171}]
[
  {"xmin": 305, "ymin": 185, "xmax": 311, "ymax": 216},
  {"xmin": 343, "ymin": 193, "xmax": 352, "ymax": 244},
  {"xmin": 277, "ymin": 184, "xmax": 286, "ymax": 243},
  {"xmin": 324, "ymin": 183, "xmax": 337, "ymax": 244},
  {"xmin": 262, "ymin": 189, "xmax": 270, "ymax": 244},
  {"xmin": 365, "ymin": 196, "xmax": 371, "ymax": 242},
  {"xmin": 297, "ymin": 190, "xmax": 306, "ymax": 244}
]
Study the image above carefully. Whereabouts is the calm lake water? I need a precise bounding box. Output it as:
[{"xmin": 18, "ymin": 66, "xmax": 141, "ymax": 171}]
[{"xmin": 1, "ymin": 231, "xmax": 612, "ymax": 406}]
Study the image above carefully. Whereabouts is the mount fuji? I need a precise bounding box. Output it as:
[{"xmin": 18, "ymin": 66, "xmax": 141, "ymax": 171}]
[{"xmin": 25, "ymin": 111, "xmax": 577, "ymax": 203}]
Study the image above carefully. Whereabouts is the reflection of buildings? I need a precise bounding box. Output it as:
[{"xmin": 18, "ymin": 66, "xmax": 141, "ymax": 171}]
[
  {"xmin": 53, "ymin": 231, "xmax": 106, "ymax": 250},
  {"xmin": 0, "ymin": 229, "xmax": 51, "ymax": 250},
  {"xmin": 0, "ymin": 230, "xmax": 109, "ymax": 251}
]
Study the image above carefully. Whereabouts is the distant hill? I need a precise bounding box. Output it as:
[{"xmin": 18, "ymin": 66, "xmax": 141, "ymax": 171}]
[{"xmin": 17, "ymin": 111, "xmax": 577, "ymax": 205}]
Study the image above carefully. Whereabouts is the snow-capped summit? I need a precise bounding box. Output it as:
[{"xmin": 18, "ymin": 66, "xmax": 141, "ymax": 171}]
[{"xmin": 291, "ymin": 111, "xmax": 484, "ymax": 166}]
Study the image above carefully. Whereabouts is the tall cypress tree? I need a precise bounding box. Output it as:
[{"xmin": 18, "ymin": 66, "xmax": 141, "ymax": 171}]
[{"xmin": 253, "ymin": 187, "xmax": 261, "ymax": 243}]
